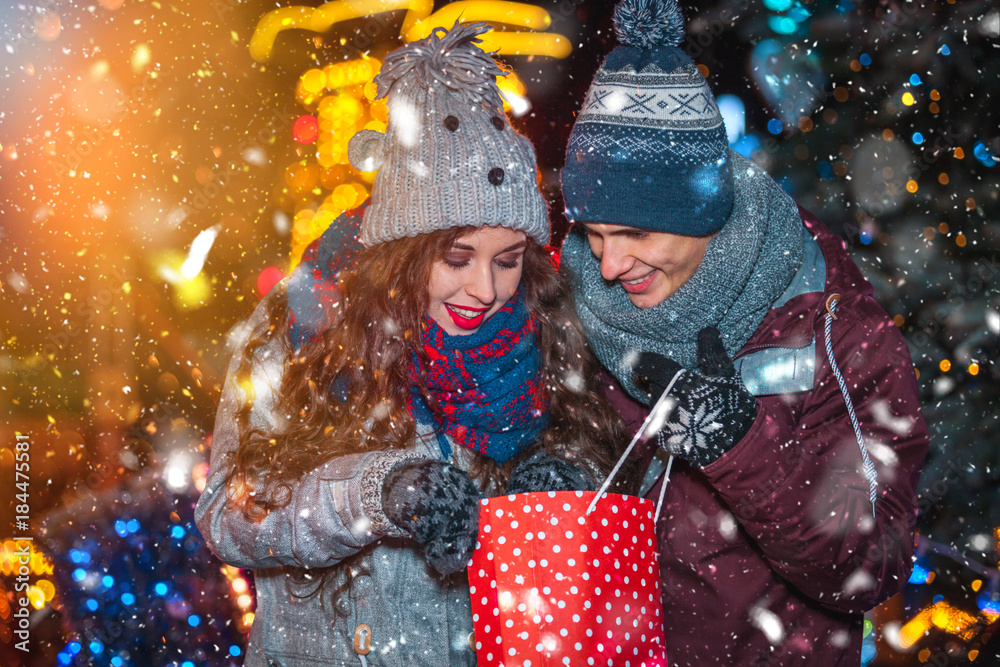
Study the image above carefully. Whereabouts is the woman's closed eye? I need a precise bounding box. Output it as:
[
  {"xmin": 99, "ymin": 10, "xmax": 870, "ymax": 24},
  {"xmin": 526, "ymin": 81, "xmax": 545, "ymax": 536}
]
[
  {"xmin": 443, "ymin": 253, "xmax": 472, "ymax": 269},
  {"xmin": 494, "ymin": 254, "xmax": 522, "ymax": 270}
]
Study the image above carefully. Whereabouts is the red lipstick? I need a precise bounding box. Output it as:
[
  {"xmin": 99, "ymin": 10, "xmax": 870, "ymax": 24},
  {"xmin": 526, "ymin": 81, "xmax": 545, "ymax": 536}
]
[{"xmin": 444, "ymin": 303, "xmax": 489, "ymax": 330}]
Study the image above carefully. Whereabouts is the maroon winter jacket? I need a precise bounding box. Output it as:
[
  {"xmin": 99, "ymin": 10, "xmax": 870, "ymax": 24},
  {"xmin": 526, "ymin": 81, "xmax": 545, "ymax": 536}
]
[{"xmin": 601, "ymin": 210, "xmax": 928, "ymax": 666}]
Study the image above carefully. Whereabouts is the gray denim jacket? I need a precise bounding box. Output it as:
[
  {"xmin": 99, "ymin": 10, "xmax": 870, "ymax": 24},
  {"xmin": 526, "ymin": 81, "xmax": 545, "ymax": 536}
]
[{"xmin": 194, "ymin": 289, "xmax": 478, "ymax": 666}]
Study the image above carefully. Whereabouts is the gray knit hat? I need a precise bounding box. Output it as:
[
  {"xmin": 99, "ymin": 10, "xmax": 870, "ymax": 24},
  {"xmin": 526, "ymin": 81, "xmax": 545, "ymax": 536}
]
[{"xmin": 348, "ymin": 22, "xmax": 550, "ymax": 247}]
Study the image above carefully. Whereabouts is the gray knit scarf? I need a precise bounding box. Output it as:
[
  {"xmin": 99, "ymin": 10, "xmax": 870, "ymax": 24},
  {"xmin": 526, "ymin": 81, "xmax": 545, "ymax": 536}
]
[{"xmin": 561, "ymin": 151, "xmax": 805, "ymax": 403}]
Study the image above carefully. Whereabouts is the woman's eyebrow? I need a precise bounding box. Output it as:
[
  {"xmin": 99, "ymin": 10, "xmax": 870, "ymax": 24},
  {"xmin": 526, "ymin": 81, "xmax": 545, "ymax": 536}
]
[
  {"xmin": 498, "ymin": 241, "xmax": 528, "ymax": 253},
  {"xmin": 450, "ymin": 241, "xmax": 527, "ymax": 253}
]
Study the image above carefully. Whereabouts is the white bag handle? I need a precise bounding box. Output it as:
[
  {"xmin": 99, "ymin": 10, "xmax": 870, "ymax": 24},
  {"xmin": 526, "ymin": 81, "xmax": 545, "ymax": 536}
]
[{"xmin": 586, "ymin": 369, "xmax": 684, "ymax": 521}]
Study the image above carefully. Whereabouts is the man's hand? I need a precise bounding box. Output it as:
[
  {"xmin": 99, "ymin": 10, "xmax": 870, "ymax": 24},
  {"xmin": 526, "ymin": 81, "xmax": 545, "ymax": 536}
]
[{"xmin": 633, "ymin": 327, "xmax": 758, "ymax": 467}]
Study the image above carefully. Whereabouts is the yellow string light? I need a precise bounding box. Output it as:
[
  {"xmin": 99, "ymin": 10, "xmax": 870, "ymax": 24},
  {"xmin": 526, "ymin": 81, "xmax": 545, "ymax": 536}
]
[{"xmin": 250, "ymin": 0, "xmax": 569, "ymax": 62}]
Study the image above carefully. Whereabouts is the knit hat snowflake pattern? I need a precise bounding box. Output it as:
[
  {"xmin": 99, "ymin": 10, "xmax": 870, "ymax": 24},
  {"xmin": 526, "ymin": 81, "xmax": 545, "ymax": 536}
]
[
  {"xmin": 561, "ymin": 0, "xmax": 734, "ymax": 236},
  {"xmin": 348, "ymin": 22, "xmax": 550, "ymax": 247}
]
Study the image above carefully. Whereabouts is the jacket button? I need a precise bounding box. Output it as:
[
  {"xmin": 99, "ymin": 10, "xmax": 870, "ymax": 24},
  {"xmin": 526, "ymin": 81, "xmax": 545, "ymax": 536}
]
[
  {"xmin": 488, "ymin": 167, "xmax": 504, "ymax": 186},
  {"xmin": 468, "ymin": 631, "xmax": 476, "ymax": 651}
]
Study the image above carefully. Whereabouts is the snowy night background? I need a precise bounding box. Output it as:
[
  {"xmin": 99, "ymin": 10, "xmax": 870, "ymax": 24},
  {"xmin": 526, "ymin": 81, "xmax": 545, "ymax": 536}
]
[{"xmin": 0, "ymin": 0, "xmax": 998, "ymax": 665}]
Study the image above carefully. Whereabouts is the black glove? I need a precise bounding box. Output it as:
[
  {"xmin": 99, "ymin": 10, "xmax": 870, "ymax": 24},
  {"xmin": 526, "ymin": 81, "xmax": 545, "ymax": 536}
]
[
  {"xmin": 381, "ymin": 459, "xmax": 481, "ymax": 576},
  {"xmin": 633, "ymin": 327, "xmax": 757, "ymax": 467},
  {"xmin": 505, "ymin": 450, "xmax": 596, "ymax": 495}
]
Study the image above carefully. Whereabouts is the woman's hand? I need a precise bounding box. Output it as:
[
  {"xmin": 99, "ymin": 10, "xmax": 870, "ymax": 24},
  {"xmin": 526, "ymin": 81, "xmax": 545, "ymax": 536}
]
[
  {"xmin": 505, "ymin": 450, "xmax": 596, "ymax": 495},
  {"xmin": 381, "ymin": 459, "xmax": 482, "ymax": 576}
]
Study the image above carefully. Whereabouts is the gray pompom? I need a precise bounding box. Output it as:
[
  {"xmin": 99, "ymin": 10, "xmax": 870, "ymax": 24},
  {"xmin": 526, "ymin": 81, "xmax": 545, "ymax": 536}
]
[
  {"xmin": 374, "ymin": 21, "xmax": 506, "ymax": 112},
  {"xmin": 613, "ymin": 0, "xmax": 686, "ymax": 49}
]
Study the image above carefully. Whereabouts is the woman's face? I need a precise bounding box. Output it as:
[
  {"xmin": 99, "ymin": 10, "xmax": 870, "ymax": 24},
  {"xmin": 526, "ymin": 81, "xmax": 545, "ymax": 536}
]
[{"xmin": 426, "ymin": 226, "xmax": 528, "ymax": 336}]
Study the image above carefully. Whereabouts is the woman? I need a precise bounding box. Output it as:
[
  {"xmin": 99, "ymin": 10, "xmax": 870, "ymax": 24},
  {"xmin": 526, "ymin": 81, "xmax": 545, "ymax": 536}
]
[{"xmin": 195, "ymin": 23, "xmax": 628, "ymax": 667}]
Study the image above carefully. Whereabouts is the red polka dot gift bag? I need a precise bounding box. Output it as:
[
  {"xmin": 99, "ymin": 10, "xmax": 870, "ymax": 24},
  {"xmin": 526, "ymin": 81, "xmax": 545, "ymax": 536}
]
[
  {"xmin": 467, "ymin": 376, "xmax": 683, "ymax": 667},
  {"xmin": 467, "ymin": 490, "xmax": 668, "ymax": 667}
]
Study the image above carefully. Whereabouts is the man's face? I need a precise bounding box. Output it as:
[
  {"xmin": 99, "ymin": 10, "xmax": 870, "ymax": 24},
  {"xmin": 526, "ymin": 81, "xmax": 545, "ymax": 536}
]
[{"xmin": 581, "ymin": 223, "xmax": 714, "ymax": 309}]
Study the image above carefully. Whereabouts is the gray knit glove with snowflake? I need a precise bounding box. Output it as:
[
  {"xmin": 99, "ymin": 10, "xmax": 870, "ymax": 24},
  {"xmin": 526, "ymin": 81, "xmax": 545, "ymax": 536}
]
[{"xmin": 633, "ymin": 327, "xmax": 758, "ymax": 468}]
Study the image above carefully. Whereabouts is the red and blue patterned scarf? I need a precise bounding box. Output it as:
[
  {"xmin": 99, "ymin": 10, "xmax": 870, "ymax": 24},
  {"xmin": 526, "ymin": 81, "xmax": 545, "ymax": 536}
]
[
  {"xmin": 409, "ymin": 287, "xmax": 548, "ymax": 463},
  {"xmin": 288, "ymin": 204, "xmax": 547, "ymax": 460}
]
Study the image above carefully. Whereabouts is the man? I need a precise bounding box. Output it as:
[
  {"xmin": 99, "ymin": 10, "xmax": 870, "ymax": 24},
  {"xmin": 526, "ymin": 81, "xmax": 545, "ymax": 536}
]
[{"xmin": 558, "ymin": 0, "xmax": 929, "ymax": 664}]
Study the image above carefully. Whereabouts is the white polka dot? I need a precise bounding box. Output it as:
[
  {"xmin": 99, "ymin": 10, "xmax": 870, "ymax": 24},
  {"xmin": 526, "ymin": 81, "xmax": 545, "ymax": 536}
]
[
  {"xmin": 506, "ymin": 620, "xmax": 514, "ymax": 628},
  {"xmin": 512, "ymin": 548, "xmax": 521, "ymax": 556},
  {"xmin": 523, "ymin": 504, "xmax": 532, "ymax": 513},
  {"xmin": 553, "ymin": 545, "xmax": 561, "ymax": 553},
  {"xmin": 563, "ymin": 503, "xmax": 571, "ymax": 511},
  {"xmin": 510, "ymin": 520, "xmax": 518, "ymax": 529},
  {"xmin": 498, "ymin": 536, "xmax": 506, "ymax": 544},
  {"xmin": 508, "ymin": 647, "xmax": 516, "ymax": 655},
  {"xmin": 495, "ymin": 509, "xmax": 505, "ymax": 517},
  {"xmin": 547, "ymin": 491, "xmax": 556, "ymax": 498},
  {"xmin": 526, "ymin": 532, "xmax": 533, "ymax": 540},
  {"xmin": 535, "ymin": 503, "xmax": 544, "ymax": 512},
  {"xmin": 550, "ymin": 517, "xmax": 559, "ymax": 526},
  {"xmin": 500, "ymin": 563, "xmax": 508, "ymax": 571}
]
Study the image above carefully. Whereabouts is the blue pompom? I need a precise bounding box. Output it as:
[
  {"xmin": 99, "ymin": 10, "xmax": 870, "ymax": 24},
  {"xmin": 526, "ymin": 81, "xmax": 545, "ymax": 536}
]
[{"xmin": 613, "ymin": 0, "xmax": 686, "ymax": 49}]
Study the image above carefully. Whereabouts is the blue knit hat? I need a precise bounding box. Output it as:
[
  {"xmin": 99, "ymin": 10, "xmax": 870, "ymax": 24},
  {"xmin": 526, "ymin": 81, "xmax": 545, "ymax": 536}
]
[{"xmin": 561, "ymin": 0, "xmax": 734, "ymax": 236}]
